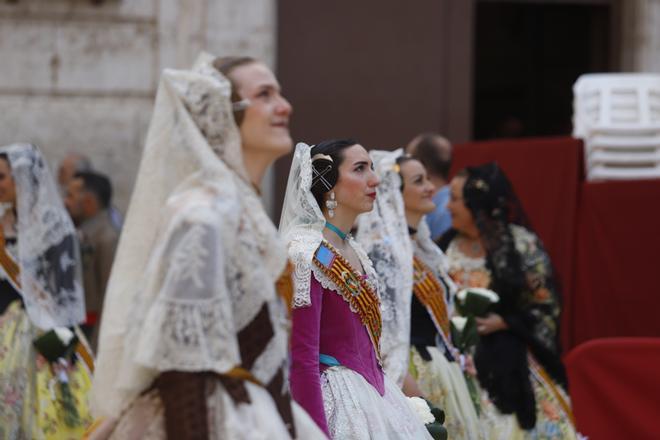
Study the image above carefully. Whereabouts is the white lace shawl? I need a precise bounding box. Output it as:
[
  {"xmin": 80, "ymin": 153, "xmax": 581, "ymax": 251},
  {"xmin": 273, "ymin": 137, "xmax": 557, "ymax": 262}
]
[
  {"xmin": 0, "ymin": 143, "xmax": 85, "ymax": 329},
  {"xmin": 91, "ymin": 54, "xmax": 288, "ymax": 418},
  {"xmin": 355, "ymin": 149, "xmax": 413, "ymax": 386}
]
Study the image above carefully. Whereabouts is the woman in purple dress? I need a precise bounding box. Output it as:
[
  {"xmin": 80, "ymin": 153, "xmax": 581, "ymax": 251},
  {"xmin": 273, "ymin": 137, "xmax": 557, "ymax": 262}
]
[{"xmin": 280, "ymin": 140, "xmax": 432, "ymax": 439}]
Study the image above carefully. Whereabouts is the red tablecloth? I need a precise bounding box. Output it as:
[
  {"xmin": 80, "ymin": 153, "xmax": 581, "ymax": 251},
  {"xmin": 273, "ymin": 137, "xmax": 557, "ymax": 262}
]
[
  {"xmin": 565, "ymin": 338, "xmax": 660, "ymax": 439},
  {"xmin": 452, "ymin": 137, "xmax": 582, "ymax": 349}
]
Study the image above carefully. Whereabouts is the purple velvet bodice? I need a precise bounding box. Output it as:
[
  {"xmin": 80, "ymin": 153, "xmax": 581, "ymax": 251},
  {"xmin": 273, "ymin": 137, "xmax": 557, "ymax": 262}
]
[{"xmin": 290, "ymin": 273, "xmax": 384, "ymax": 436}]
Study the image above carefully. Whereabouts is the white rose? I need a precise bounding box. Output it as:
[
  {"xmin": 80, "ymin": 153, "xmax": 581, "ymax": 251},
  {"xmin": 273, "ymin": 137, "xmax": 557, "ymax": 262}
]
[
  {"xmin": 53, "ymin": 327, "xmax": 75, "ymax": 346},
  {"xmin": 407, "ymin": 396, "xmax": 435, "ymax": 424},
  {"xmin": 451, "ymin": 316, "xmax": 468, "ymax": 332}
]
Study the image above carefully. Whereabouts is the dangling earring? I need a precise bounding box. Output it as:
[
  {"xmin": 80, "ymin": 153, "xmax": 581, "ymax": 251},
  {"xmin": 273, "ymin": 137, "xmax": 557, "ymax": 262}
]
[{"xmin": 325, "ymin": 191, "xmax": 337, "ymax": 218}]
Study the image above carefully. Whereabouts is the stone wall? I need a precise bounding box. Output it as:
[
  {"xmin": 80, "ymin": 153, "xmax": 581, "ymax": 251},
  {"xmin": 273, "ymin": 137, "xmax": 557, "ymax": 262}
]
[
  {"xmin": 620, "ymin": 0, "xmax": 660, "ymax": 72},
  {"xmin": 0, "ymin": 0, "xmax": 276, "ymax": 212}
]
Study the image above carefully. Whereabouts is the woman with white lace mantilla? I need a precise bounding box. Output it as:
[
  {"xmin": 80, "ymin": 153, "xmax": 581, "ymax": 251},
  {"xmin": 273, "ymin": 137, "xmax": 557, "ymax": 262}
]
[
  {"xmin": 0, "ymin": 143, "xmax": 93, "ymax": 438},
  {"xmin": 281, "ymin": 140, "xmax": 432, "ymax": 439},
  {"xmin": 357, "ymin": 150, "xmax": 483, "ymax": 440},
  {"xmin": 90, "ymin": 54, "xmax": 324, "ymax": 439},
  {"xmin": 440, "ymin": 162, "xmax": 578, "ymax": 439}
]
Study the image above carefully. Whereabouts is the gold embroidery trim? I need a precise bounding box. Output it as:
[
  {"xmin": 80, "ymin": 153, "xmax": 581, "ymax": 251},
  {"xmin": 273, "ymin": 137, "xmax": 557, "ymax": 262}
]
[
  {"xmin": 0, "ymin": 243, "xmax": 21, "ymax": 290},
  {"xmin": 412, "ymin": 257, "xmax": 451, "ymax": 340},
  {"xmin": 313, "ymin": 241, "xmax": 382, "ymax": 360}
]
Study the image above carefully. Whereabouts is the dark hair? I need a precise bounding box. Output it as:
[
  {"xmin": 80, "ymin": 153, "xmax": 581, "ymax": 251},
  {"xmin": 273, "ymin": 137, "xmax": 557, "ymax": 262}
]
[
  {"xmin": 407, "ymin": 133, "xmax": 452, "ymax": 180},
  {"xmin": 74, "ymin": 171, "xmax": 113, "ymax": 209},
  {"xmin": 395, "ymin": 155, "xmax": 417, "ymax": 191},
  {"xmin": 0, "ymin": 153, "xmax": 7, "ymax": 163},
  {"xmin": 309, "ymin": 138, "xmax": 359, "ymax": 210},
  {"xmin": 212, "ymin": 56, "xmax": 257, "ymax": 126}
]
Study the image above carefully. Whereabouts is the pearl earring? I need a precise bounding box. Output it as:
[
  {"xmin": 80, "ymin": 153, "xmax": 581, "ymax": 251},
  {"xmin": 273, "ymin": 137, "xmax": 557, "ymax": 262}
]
[{"xmin": 325, "ymin": 191, "xmax": 337, "ymax": 218}]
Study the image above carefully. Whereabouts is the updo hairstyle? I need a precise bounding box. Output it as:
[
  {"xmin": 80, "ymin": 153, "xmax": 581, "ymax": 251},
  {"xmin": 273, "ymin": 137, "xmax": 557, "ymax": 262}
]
[
  {"xmin": 394, "ymin": 154, "xmax": 417, "ymax": 191},
  {"xmin": 309, "ymin": 138, "xmax": 358, "ymax": 210}
]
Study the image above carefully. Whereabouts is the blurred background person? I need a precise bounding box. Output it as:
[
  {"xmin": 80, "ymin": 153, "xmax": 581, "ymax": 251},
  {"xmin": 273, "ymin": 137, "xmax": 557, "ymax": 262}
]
[
  {"xmin": 406, "ymin": 133, "xmax": 453, "ymax": 241},
  {"xmin": 58, "ymin": 152, "xmax": 93, "ymax": 191},
  {"xmin": 65, "ymin": 170, "xmax": 120, "ymax": 351},
  {"xmin": 0, "ymin": 143, "xmax": 93, "ymax": 438},
  {"xmin": 441, "ymin": 162, "xmax": 578, "ymax": 439},
  {"xmin": 58, "ymin": 153, "xmax": 123, "ymax": 230},
  {"xmin": 357, "ymin": 150, "xmax": 481, "ymax": 440}
]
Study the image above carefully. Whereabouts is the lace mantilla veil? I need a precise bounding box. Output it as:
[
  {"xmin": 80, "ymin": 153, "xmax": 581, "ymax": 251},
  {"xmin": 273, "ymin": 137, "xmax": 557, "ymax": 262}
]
[
  {"xmin": 414, "ymin": 220, "xmax": 457, "ymax": 309},
  {"xmin": 355, "ymin": 149, "xmax": 413, "ymax": 385},
  {"xmin": 92, "ymin": 53, "xmax": 287, "ymax": 418},
  {"xmin": 279, "ymin": 142, "xmax": 379, "ymax": 309},
  {"xmin": 0, "ymin": 143, "xmax": 85, "ymax": 330}
]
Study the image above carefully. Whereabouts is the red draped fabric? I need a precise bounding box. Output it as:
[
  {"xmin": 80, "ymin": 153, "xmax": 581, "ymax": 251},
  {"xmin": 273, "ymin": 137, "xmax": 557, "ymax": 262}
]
[
  {"xmin": 571, "ymin": 178, "xmax": 660, "ymax": 346},
  {"xmin": 565, "ymin": 338, "xmax": 660, "ymax": 439},
  {"xmin": 451, "ymin": 137, "xmax": 582, "ymax": 350}
]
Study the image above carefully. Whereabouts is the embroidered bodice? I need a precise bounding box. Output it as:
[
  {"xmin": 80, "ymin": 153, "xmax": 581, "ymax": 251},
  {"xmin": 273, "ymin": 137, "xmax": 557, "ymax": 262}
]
[{"xmin": 290, "ymin": 241, "xmax": 384, "ymax": 437}]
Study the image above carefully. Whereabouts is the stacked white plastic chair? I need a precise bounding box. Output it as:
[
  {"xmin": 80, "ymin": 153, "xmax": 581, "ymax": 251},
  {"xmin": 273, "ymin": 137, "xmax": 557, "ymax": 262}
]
[{"xmin": 573, "ymin": 73, "xmax": 660, "ymax": 181}]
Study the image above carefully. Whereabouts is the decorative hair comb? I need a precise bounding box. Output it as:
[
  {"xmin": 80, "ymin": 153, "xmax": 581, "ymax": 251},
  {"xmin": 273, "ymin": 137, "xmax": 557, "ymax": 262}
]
[
  {"xmin": 231, "ymin": 99, "xmax": 251, "ymax": 112},
  {"xmin": 311, "ymin": 153, "xmax": 333, "ymax": 163},
  {"xmin": 473, "ymin": 179, "xmax": 490, "ymax": 192},
  {"xmin": 311, "ymin": 154, "xmax": 334, "ymax": 191}
]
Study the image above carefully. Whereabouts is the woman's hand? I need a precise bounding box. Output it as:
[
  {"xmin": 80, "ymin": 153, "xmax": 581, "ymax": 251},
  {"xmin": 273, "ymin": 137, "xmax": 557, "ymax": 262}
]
[
  {"xmin": 475, "ymin": 313, "xmax": 508, "ymax": 335},
  {"xmin": 402, "ymin": 372, "xmax": 424, "ymax": 397}
]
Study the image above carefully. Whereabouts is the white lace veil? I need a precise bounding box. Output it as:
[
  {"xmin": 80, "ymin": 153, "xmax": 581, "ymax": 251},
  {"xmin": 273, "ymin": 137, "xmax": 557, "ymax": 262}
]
[
  {"xmin": 355, "ymin": 149, "xmax": 413, "ymax": 386},
  {"xmin": 91, "ymin": 53, "xmax": 281, "ymax": 418},
  {"xmin": 278, "ymin": 142, "xmax": 326, "ymax": 308},
  {"xmin": 0, "ymin": 143, "xmax": 85, "ymax": 330}
]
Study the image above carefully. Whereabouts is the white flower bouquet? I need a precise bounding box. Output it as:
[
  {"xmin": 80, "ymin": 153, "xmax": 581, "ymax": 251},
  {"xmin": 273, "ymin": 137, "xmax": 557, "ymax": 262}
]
[
  {"xmin": 455, "ymin": 288, "xmax": 500, "ymax": 317},
  {"xmin": 451, "ymin": 288, "xmax": 500, "ymax": 354}
]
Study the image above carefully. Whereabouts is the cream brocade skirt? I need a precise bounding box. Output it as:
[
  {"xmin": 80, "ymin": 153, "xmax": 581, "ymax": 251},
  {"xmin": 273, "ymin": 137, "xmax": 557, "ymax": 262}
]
[
  {"xmin": 91, "ymin": 378, "xmax": 326, "ymax": 440},
  {"xmin": 321, "ymin": 366, "xmax": 432, "ymax": 440},
  {"xmin": 0, "ymin": 301, "xmax": 94, "ymax": 440},
  {"xmin": 410, "ymin": 345, "xmax": 485, "ymax": 440}
]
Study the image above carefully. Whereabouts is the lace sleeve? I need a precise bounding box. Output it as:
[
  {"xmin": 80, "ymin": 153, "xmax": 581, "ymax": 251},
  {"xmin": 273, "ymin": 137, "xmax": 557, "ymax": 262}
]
[{"xmin": 134, "ymin": 219, "xmax": 240, "ymax": 373}]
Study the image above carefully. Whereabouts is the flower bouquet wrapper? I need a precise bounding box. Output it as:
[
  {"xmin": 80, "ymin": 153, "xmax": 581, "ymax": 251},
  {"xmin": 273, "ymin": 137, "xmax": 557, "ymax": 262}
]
[
  {"xmin": 33, "ymin": 327, "xmax": 82, "ymax": 427},
  {"xmin": 407, "ymin": 397, "xmax": 448, "ymax": 440},
  {"xmin": 450, "ymin": 315, "xmax": 478, "ymax": 353},
  {"xmin": 455, "ymin": 288, "xmax": 500, "ymax": 318},
  {"xmin": 33, "ymin": 327, "xmax": 78, "ymax": 362}
]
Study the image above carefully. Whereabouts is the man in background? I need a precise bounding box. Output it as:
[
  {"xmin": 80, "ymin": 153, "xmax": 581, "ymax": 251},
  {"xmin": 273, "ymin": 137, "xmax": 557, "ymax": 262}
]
[
  {"xmin": 58, "ymin": 152, "xmax": 123, "ymax": 229},
  {"xmin": 58, "ymin": 152, "xmax": 93, "ymax": 189},
  {"xmin": 64, "ymin": 171, "xmax": 120, "ymax": 351},
  {"xmin": 406, "ymin": 133, "xmax": 453, "ymax": 241}
]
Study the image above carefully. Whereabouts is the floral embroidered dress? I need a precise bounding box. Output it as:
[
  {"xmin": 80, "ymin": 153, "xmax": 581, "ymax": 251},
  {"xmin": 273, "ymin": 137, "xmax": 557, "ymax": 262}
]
[
  {"xmin": 0, "ymin": 289, "xmax": 93, "ymax": 439},
  {"xmin": 446, "ymin": 225, "xmax": 578, "ymax": 440},
  {"xmin": 282, "ymin": 143, "xmax": 431, "ymax": 440},
  {"xmin": 0, "ymin": 143, "xmax": 93, "ymax": 439}
]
